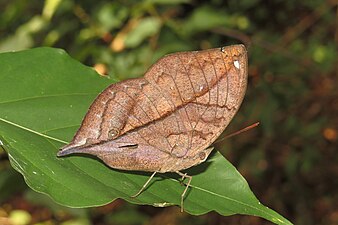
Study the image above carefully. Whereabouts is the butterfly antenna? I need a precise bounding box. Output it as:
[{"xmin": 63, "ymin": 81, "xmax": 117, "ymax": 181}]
[{"xmin": 214, "ymin": 122, "xmax": 260, "ymax": 144}]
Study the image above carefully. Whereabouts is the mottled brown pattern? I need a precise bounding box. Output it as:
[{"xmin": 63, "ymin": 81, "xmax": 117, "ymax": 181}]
[{"xmin": 58, "ymin": 45, "xmax": 247, "ymax": 173}]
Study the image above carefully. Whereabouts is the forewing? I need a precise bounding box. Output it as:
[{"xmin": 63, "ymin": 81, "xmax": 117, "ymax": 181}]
[{"xmin": 58, "ymin": 45, "xmax": 248, "ymax": 171}]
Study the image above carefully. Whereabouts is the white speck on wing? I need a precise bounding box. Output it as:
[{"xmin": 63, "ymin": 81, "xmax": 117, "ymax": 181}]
[{"xmin": 234, "ymin": 60, "xmax": 240, "ymax": 69}]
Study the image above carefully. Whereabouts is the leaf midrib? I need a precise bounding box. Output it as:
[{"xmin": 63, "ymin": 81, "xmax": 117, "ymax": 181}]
[
  {"xmin": 0, "ymin": 118, "xmax": 67, "ymax": 144},
  {"xmin": 0, "ymin": 92, "xmax": 98, "ymax": 105}
]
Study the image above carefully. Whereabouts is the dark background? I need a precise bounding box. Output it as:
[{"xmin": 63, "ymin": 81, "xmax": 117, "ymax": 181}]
[{"xmin": 0, "ymin": 0, "xmax": 337, "ymax": 224}]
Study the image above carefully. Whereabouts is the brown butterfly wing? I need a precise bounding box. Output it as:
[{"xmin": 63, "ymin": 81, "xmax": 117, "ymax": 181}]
[{"xmin": 58, "ymin": 45, "xmax": 247, "ymax": 173}]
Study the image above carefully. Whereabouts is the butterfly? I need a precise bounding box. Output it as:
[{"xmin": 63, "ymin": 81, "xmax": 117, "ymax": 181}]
[{"xmin": 57, "ymin": 44, "xmax": 248, "ymax": 211}]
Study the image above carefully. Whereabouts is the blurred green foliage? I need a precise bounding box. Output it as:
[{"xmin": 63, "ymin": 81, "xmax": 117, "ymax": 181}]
[{"xmin": 0, "ymin": 0, "xmax": 336, "ymax": 225}]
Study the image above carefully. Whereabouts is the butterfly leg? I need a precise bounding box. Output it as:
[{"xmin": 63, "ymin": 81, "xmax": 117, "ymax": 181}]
[
  {"xmin": 131, "ymin": 171, "xmax": 157, "ymax": 198},
  {"xmin": 176, "ymin": 171, "xmax": 192, "ymax": 212}
]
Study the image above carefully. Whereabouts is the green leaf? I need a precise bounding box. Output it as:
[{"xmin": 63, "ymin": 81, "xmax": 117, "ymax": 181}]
[
  {"xmin": 182, "ymin": 6, "xmax": 232, "ymax": 35},
  {"xmin": 0, "ymin": 48, "xmax": 292, "ymax": 225},
  {"xmin": 96, "ymin": 3, "xmax": 129, "ymax": 31},
  {"xmin": 124, "ymin": 17, "xmax": 162, "ymax": 48}
]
